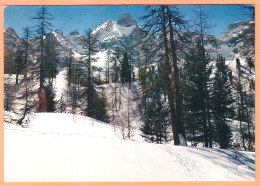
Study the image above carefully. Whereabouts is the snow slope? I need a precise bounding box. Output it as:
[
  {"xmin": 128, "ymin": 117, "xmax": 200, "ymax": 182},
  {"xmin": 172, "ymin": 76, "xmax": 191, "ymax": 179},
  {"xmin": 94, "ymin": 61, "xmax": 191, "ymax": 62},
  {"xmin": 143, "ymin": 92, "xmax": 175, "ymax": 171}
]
[
  {"xmin": 4, "ymin": 112, "xmax": 255, "ymax": 182},
  {"xmin": 92, "ymin": 19, "xmax": 137, "ymax": 42},
  {"xmin": 53, "ymin": 68, "xmax": 68, "ymax": 101}
]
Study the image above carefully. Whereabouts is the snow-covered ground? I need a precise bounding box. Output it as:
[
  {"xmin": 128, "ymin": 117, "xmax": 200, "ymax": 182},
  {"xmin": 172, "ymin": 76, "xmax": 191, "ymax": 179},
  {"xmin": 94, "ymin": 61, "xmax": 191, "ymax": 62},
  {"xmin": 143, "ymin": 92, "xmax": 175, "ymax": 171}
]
[{"xmin": 4, "ymin": 112, "xmax": 255, "ymax": 182}]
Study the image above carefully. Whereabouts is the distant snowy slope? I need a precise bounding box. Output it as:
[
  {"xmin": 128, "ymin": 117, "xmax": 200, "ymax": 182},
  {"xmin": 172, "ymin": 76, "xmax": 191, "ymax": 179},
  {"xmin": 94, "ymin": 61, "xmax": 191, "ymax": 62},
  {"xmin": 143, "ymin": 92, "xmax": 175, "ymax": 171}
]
[
  {"xmin": 92, "ymin": 19, "xmax": 137, "ymax": 42},
  {"xmin": 219, "ymin": 20, "xmax": 250, "ymax": 42},
  {"xmin": 65, "ymin": 32, "xmax": 85, "ymax": 55},
  {"xmin": 4, "ymin": 112, "xmax": 255, "ymax": 181},
  {"xmin": 53, "ymin": 68, "xmax": 68, "ymax": 101}
]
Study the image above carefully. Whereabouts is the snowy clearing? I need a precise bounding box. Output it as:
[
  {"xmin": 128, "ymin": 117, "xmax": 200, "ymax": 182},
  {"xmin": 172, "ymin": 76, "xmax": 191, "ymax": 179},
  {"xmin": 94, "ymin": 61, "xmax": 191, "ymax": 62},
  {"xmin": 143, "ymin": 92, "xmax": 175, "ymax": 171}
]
[{"xmin": 4, "ymin": 112, "xmax": 255, "ymax": 182}]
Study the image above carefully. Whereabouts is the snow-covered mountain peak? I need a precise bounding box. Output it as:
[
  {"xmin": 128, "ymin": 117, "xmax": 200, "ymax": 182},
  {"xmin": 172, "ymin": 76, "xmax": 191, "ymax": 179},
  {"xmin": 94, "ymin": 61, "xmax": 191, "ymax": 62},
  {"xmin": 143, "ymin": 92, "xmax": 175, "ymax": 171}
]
[
  {"xmin": 227, "ymin": 20, "xmax": 250, "ymax": 31},
  {"xmin": 4, "ymin": 27, "xmax": 19, "ymax": 38},
  {"xmin": 51, "ymin": 30, "xmax": 66, "ymax": 44},
  {"xmin": 92, "ymin": 14, "xmax": 138, "ymax": 42},
  {"xmin": 4, "ymin": 27, "xmax": 15, "ymax": 33},
  {"xmin": 4, "ymin": 27, "xmax": 21, "ymax": 49},
  {"xmin": 65, "ymin": 32, "xmax": 85, "ymax": 55},
  {"xmin": 117, "ymin": 13, "xmax": 138, "ymax": 27},
  {"xmin": 4, "ymin": 16, "xmax": 254, "ymax": 73},
  {"xmin": 53, "ymin": 29, "xmax": 64, "ymax": 36},
  {"xmin": 218, "ymin": 20, "xmax": 251, "ymax": 42},
  {"xmin": 92, "ymin": 19, "xmax": 116, "ymax": 35},
  {"xmin": 69, "ymin": 29, "xmax": 80, "ymax": 36}
]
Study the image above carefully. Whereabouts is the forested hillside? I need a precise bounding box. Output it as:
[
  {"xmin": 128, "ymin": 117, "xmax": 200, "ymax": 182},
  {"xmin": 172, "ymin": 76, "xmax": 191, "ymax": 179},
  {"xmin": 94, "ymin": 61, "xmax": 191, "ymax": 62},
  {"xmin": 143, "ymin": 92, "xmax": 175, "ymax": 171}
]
[{"xmin": 4, "ymin": 5, "xmax": 255, "ymax": 151}]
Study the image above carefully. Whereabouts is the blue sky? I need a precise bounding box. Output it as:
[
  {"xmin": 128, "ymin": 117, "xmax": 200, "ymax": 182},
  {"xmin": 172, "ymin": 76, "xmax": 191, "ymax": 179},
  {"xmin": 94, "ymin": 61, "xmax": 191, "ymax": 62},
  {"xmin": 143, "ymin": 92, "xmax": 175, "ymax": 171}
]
[{"xmin": 4, "ymin": 5, "xmax": 252, "ymax": 37}]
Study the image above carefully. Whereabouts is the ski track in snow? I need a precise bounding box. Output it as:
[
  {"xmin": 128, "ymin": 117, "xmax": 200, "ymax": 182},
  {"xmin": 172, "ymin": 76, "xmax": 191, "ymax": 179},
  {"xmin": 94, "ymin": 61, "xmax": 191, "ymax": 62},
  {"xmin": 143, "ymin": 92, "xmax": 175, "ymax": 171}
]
[{"xmin": 4, "ymin": 113, "xmax": 255, "ymax": 182}]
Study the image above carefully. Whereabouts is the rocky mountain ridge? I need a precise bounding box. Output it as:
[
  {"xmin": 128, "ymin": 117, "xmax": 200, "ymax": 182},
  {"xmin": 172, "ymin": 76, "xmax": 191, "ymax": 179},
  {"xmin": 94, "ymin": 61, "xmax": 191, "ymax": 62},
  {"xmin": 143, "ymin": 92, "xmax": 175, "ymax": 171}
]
[{"xmin": 4, "ymin": 14, "xmax": 254, "ymax": 71}]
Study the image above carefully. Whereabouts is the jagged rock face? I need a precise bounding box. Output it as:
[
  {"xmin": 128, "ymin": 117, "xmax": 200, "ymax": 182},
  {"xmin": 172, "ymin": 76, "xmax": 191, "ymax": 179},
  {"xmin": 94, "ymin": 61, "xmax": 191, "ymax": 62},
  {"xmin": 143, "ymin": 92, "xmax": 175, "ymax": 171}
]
[
  {"xmin": 88, "ymin": 14, "xmax": 143, "ymax": 63},
  {"xmin": 178, "ymin": 20, "xmax": 254, "ymax": 61},
  {"xmin": 4, "ymin": 27, "xmax": 21, "ymax": 49},
  {"xmin": 214, "ymin": 20, "xmax": 254, "ymax": 60},
  {"xmin": 54, "ymin": 29, "xmax": 64, "ymax": 37},
  {"xmin": 227, "ymin": 20, "xmax": 250, "ymax": 32},
  {"xmin": 69, "ymin": 29, "xmax": 80, "ymax": 35},
  {"xmin": 65, "ymin": 33, "xmax": 85, "ymax": 55},
  {"xmin": 117, "ymin": 13, "xmax": 138, "ymax": 27},
  {"xmin": 4, "ymin": 14, "xmax": 254, "ymax": 66},
  {"xmin": 91, "ymin": 15, "xmax": 140, "ymax": 49}
]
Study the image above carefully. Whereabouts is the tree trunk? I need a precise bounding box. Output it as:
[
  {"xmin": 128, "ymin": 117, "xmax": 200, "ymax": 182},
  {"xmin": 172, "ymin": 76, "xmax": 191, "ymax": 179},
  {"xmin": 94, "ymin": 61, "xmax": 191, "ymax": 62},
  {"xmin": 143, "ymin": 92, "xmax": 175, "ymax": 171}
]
[
  {"xmin": 161, "ymin": 6, "xmax": 180, "ymax": 145},
  {"xmin": 166, "ymin": 6, "xmax": 186, "ymax": 144}
]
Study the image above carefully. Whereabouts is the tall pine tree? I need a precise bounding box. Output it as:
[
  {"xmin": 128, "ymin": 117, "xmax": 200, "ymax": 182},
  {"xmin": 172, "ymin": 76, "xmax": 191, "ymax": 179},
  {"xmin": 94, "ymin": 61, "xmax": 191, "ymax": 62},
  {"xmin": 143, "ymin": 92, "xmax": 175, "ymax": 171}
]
[
  {"xmin": 212, "ymin": 55, "xmax": 233, "ymax": 149},
  {"xmin": 183, "ymin": 41, "xmax": 212, "ymax": 147},
  {"xmin": 32, "ymin": 6, "xmax": 54, "ymax": 91},
  {"xmin": 141, "ymin": 5, "xmax": 187, "ymax": 145}
]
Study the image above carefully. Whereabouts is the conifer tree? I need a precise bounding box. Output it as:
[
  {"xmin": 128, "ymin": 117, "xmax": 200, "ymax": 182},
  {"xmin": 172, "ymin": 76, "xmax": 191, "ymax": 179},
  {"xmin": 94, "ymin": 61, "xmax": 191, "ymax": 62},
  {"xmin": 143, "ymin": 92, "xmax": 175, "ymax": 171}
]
[
  {"xmin": 141, "ymin": 5, "xmax": 187, "ymax": 145},
  {"xmin": 64, "ymin": 50, "xmax": 81, "ymax": 111},
  {"xmin": 32, "ymin": 6, "xmax": 54, "ymax": 91},
  {"xmin": 235, "ymin": 58, "xmax": 247, "ymax": 150},
  {"xmin": 166, "ymin": 5, "xmax": 187, "ymax": 144},
  {"xmin": 81, "ymin": 29, "xmax": 98, "ymax": 117},
  {"xmin": 120, "ymin": 51, "xmax": 131, "ymax": 84},
  {"xmin": 15, "ymin": 75, "xmax": 38, "ymax": 125},
  {"xmin": 81, "ymin": 29, "xmax": 108, "ymax": 121},
  {"xmin": 44, "ymin": 32, "xmax": 59, "ymax": 84},
  {"xmin": 56, "ymin": 95, "xmax": 67, "ymax": 113},
  {"xmin": 92, "ymin": 88, "xmax": 109, "ymax": 122},
  {"xmin": 66, "ymin": 49, "xmax": 74, "ymax": 87},
  {"xmin": 235, "ymin": 58, "xmax": 254, "ymax": 151},
  {"xmin": 212, "ymin": 55, "xmax": 233, "ymax": 149},
  {"xmin": 140, "ymin": 65, "xmax": 169, "ymax": 143},
  {"xmin": 22, "ymin": 27, "xmax": 32, "ymax": 78},
  {"xmin": 11, "ymin": 26, "xmax": 38, "ymax": 125},
  {"xmin": 111, "ymin": 47, "xmax": 121, "ymax": 114},
  {"xmin": 183, "ymin": 41, "xmax": 212, "ymax": 147},
  {"xmin": 45, "ymin": 83, "xmax": 56, "ymax": 112},
  {"xmin": 105, "ymin": 48, "xmax": 111, "ymax": 84},
  {"xmin": 193, "ymin": 5, "xmax": 214, "ymax": 147},
  {"xmin": 14, "ymin": 44, "xmax": 24, "ymax": 85}
]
